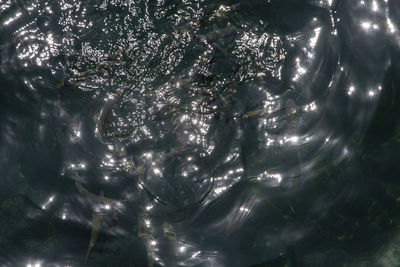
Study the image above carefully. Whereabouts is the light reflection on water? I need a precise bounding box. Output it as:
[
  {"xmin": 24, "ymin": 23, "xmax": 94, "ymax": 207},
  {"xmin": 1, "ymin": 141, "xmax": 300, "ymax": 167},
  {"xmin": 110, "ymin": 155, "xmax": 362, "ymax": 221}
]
[{"xmin": 1, "ymin": 0, "xmax": 400, "ymax": 266}]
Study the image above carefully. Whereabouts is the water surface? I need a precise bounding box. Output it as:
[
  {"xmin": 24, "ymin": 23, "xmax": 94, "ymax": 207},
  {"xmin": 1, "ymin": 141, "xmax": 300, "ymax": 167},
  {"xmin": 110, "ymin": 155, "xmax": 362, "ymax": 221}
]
[{"xmin": 1, "ymin": 0, "xmax": 400, "ymax": 266}]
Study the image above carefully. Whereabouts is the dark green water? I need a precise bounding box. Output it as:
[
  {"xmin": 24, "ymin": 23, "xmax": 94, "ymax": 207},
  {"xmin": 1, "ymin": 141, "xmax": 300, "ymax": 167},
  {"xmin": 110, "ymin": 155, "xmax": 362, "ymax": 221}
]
[{"xmin": 1, "ymin": 0, "xmax": 400, "ymax": 266}]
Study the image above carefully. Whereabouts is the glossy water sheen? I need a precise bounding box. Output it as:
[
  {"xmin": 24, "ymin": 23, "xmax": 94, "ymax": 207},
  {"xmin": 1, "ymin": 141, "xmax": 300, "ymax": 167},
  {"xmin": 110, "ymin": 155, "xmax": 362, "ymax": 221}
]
[{"xmin": 1, "ymin": 0, "xmax": 400, "ymax": 266}]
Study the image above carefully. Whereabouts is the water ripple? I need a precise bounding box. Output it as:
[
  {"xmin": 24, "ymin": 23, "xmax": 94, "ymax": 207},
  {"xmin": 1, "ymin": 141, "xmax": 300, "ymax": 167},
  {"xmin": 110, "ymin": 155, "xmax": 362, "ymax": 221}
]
[{"xmin": 1, "ymin": 0, "xmax": 400, "ymax": 266}]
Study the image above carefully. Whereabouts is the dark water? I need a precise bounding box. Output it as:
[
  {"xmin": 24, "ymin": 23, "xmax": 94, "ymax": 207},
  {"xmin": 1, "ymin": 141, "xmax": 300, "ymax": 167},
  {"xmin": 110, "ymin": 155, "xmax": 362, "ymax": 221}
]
[{"xmin": 1, "ymin": 0, "xmax": 400, "ymax": 266}]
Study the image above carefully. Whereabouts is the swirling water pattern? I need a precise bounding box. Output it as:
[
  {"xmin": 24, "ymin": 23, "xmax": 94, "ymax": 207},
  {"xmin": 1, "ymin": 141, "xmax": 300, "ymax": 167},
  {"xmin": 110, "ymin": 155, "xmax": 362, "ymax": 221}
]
[{"xmin": 1, "ymin": 0, "xmax": 400, "ymax": 266}]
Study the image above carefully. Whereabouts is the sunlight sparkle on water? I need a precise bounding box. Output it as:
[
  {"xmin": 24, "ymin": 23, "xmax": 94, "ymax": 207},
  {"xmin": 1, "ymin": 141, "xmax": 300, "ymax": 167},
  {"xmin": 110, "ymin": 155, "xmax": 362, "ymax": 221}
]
[
  {"xmin": 309, "ymin": 28, "xmax": 321, "ymax": 48},
  {"xmin": 266, "ymin": 138, "xmax": 274, "ymax": 146},
  {"xmin": 256, "ymin": 171, "xmax": 282, "ymax": 184},
  {"xmin": 41, "ymin": 195, "xmax": 55, "ymax": 210},
  {"xmin": 145, "ymin": 219, "xmax": 151, "ymax": 227},
  {"xmin": 304, "ymin": 101, "xmax": 317, "ymax": 111},
  {"xmin": 371, "ymin": 0, "xmax": 379, "ymax": 12},
  {"xmin": 289, "ymin": 135, "xmax": 299, "ymax": 144},
  {"xmin": 387, "ymin": 18, "xmax": 396, "ymax": 33},
  {"xmin": 153, "ymin": 167, "xmax": 162, "ymax": 176},
  {"xmin": 240, "ymin": 206, "xmax": 250, "ymax": 213},
  {"xmin": 143, "ymin": 152, "xmax": 153, "ymax": 159},
  {"xmin": 368, "ymin": 90, "xmax": 376, "ymax": 97},
  {"xmin": 347, "ymin": 85, "xmax": 355, "ymax": 95},
  {"xmin": 362, "ymin": 21, "xmax": 371, "ymax": 30},
  {"xmin": 215, "ymin": 186, "xmax": 227, "ymax": 195},
  {"xmin": 361, "ymin": 21, "xmax": 379, "ymax": 31},
  {"xmin": 191, "ymin": 251, "xmax": 201, "ymax": 258},
  {"xmin": 4, "ymin": 11, "xmax": 21, "ymax": 25}
]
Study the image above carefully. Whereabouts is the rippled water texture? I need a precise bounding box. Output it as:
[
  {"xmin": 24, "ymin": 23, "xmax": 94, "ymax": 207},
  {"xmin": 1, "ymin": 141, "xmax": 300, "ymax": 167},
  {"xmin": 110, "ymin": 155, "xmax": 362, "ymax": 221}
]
[{"xmin": 2, "ymin": 0, "xmax": 400, "ymax": 266}]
